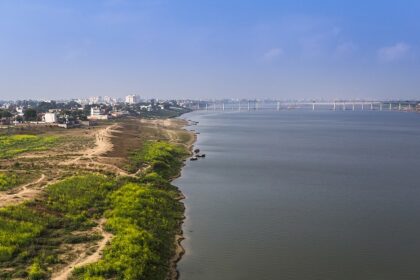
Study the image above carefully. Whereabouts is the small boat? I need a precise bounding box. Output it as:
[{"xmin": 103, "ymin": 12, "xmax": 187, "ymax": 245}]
[
  {"xmin": 190, "ymin": 156, "xmax": 198, "ymax": 161},
  {"xmin": 196, "ymin": 154, "xmax": 206, "ymax": 158}
]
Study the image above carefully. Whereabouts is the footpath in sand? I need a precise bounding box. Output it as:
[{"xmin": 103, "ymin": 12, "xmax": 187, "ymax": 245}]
[
  {"xmin": 0, "ymin": 174, "xmax": 46, "ymax": 207},
  {"xmin": 60, "ymin": 124, "xmax": 130, "ymax": 176},
  {"xmin": 0, "ymin": 124, "xmax": 120, "ymax": 207},
  {"xmin": 51, "ymin": 219, "xmax": 112, "ymax": 280},
  {"xmin": 0, "ymin": 118, "xmax": 196, "ymax": 279}
]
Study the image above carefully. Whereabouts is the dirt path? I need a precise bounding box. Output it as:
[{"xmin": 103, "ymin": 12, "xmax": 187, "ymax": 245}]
[
  {"xmin": 65, "ymin": 124, "xmax": 117, "ymax": 165},
  {"xmin": 59, "ymin": 124, "xmax": 133, "ymax": 176},
  {"xmin": 0, "ymin": 174, "xmax": 46, "ymax": 207},
  {"xmin": 52, "ymin": 219, "xmax": 112, "ymax": 280},
  {"xmin": 0, "ymin": 124, "xmax": 128, "ymax": 208}
]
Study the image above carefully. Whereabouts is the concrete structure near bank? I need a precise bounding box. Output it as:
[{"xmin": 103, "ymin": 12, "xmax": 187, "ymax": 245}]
[
  {"xmin": 44, "ymin": 113, "xmax": 58, "ymax": 123},
  {"xmin": 88, "ymin": 107, "xmax": 109, "ymax": 120}
]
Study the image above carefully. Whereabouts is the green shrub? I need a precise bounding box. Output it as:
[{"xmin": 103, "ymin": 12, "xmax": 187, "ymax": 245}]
[
  {"xmin": 0, "ymin": 134, "xmax": 58, "ymax": 158},
  {"xmin": 73, "ymin": 182, "xmax": 183, "ymax": 280},
  {"xmin": 0, "ymin": 174, "xmax": 116, "ymax": 277},
  {"xmin": 129, "ymin": 141, "xmax": 187, "ymax": 177},
  {"xmin": 46, "ymin": 174, "xmax": 116, "ymax": 225},
  {"xmin": 28, "ymin": 261, "xmax": 47, "ymax": 280},
  {"xmin": 0, "ymin": 205, "xmax": 51, "ymax": 262}
]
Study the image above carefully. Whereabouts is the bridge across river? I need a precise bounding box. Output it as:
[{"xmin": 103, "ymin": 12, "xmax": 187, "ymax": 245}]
[{"xmin": 194, "ymin": 100, "xmax": 418, "ymax": 112}]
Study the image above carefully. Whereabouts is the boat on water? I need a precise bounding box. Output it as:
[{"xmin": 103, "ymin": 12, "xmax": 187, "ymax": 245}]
[
  {"xmin": 196, "ymin": 154, "xmax": 206, "ymax": 158},
  {"xmin": 190, "ymin": 156, "xmax": 198, "ymax": 161}
]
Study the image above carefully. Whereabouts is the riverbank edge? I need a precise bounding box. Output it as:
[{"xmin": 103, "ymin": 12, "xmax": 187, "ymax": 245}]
[{"xmin": 168, "ymin": 116, "xmax": 197, "ymax": 280}]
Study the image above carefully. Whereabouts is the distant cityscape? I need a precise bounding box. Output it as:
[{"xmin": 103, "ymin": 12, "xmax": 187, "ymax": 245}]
[
  {"xmin": 0, "ymin": 94, "xmax": 196, "ymax": 128},
  {"xmin": 1, "ymin": 95, "xmax": 420, "ymax": 128}
]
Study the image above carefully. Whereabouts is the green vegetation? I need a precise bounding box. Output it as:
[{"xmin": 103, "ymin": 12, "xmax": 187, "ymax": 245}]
[
  {"xmin": 0, "ymin": 174, "xmax": 116, "ymax": 279},
  {"xmin": 0, "ymin": 109, "xmax": 12, "ymax": 118},
  {"xmin": 73, "ymin": 182, "xmax": 184, "ymax": 280},
  {"xmin": 46, "ymin": 175, "xmax": 115, "ymax": 228},
  {"xmin": 73, "ymin": 141, "xmax": 187, "ymax": 280},
  {"xmin": 24, "ymin": 108, "xmax": 38, "ymax": 122},
  {"xmin": 0, "ymin": 171, "xmax": 39, "ymax": 191},
  {"xmin": 128, "ymin": 140, "xmax": 187, "ymax": 176},
  {"xmin": 0, "ymin": 205, "xmax": 52, "ymax": 262},
  {"xmin": 0, "ymin": 172, "xmax": 19, "ymax": 191},
  {"xmin": 0, "ymin": 134, "xmax": 58, "ymax": 158},
  {"xmin": 0, "ymin": 138, "xmax": 188, "ymax": 280}
]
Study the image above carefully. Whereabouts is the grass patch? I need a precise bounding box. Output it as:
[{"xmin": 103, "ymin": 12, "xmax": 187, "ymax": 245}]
[
  {"xmin": 72, "ymin": 182, "xmax": 184, "ymax": 280},
  {"xmin": 0, "ymin": 135, "xmax": 58, "ymax": 158},
  {"xmin": 128, "ymin": 141, "xmax": 187, "ymax": 176},
  {"xmin": 0, "ymin": 171, "xmax": 40, "ymax": 191},
  {"xmin": 0, "ymin": 140, "xmax": 188, "ymax": 280},
  {"xmin": 0, "ymin": 174, "xmax": 116, "ymax": 279},
  {"xmin": 46, "ymin": 175, "xmax": 115, "ymax": 227},
  {"xmin": 73, "ymin": 141, "xmax": 187, "ymax": 280}
]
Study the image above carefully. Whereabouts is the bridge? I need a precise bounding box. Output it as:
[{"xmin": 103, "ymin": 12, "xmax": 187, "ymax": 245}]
[{"xmin": 192, "ymin": 100, "xmax": 418, "ymax": 112}]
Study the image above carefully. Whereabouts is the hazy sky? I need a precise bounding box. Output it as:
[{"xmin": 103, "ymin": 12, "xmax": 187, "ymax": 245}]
[{"xmin": 1, "ymin": 0, "xmax": 420, "ymax": 100}]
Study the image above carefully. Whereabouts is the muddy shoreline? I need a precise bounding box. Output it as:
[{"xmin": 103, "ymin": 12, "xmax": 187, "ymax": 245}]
[{"xmin": 168, "ymin": 118, "xmax": 197, "ymax": 280}]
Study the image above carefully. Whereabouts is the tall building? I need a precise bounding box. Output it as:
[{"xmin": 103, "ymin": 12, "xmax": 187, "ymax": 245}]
[
  {"xmin": 89, "ymin": 96, "xmax": 102, "ymax": 104},
  {"xmin": 104, "ymin": 96, "xmax": 117, "ymax": 105},
  {"xmin": 125, "ymin": 95, "xmax": 140, "ymax": 104}
]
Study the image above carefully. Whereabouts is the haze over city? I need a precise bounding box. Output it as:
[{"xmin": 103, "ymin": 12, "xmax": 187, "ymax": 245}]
[{"xmin": 1, "ymin": 0, "xmax": 420, "ymax": 101}]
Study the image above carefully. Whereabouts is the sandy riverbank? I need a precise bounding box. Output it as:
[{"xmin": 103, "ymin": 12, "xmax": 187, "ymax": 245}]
[{"xmin": 167, "ymin": 118, "xmax": 197, "ymax": 280}]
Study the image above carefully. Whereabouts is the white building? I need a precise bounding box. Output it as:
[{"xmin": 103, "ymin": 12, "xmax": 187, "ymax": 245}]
[
  {"xmin": 16, "ymin": 107, "xmax": 24, "ymax": 116},
  {"xmin": 103, "ymin": 96, "xmax": 117, "ymax": 105},
  {"xmin": 44, "ymin": 113, "xmax": 57, "ymax": 123},
  {"xmin": 88, "ymin": 107, "xmax": 109, "ymax": 120},
  {"xmin": 91, "ymin": 107, "xmax": 101, "ymax": 116},
  {"xmin": 140, "ymin": 105, "xmax": 153, "ymax": 111},
  {"xmin": 125, "ymin": 95, "xmax": 140, "ymax": 104},
  {"xmin": 89, "ymin": 96, "xmax": 102, "ymax": 105}
]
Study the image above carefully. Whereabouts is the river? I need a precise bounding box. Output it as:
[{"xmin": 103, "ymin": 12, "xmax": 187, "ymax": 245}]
[{"xmin": 174, "ymin": 110, "xmax": 420, "ymax": 280}]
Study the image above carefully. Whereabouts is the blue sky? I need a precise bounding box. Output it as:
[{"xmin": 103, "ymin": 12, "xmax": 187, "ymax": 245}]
[{"xmin": 1, "ymin": 0, "xmax": 420, "ymax": 100}]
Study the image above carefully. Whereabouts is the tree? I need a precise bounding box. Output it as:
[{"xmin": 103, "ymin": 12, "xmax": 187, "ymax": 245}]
[
  {"xmin": 0, "ymin": 110, "xmax": 12, "ymax": 118},
  {"xmin": 24, "ymin": 108, "xmax": 38, "ymax": 121}
]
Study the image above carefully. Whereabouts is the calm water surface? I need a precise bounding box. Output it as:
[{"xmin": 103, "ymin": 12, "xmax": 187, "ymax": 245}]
[{"xmin": 173, "ymin": 111, "xmax": 420, "ymax": 280}]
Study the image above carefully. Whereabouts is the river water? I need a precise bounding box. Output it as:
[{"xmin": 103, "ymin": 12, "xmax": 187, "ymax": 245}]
[{"xmin": 173, "ymin": 110, "xmax": 420, "ymax": 280}]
